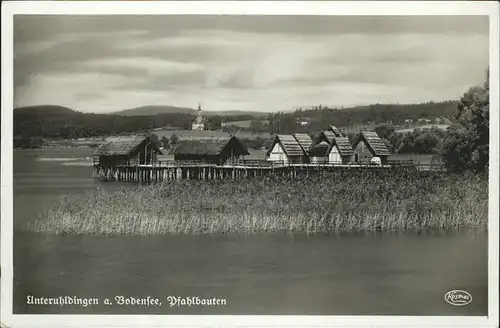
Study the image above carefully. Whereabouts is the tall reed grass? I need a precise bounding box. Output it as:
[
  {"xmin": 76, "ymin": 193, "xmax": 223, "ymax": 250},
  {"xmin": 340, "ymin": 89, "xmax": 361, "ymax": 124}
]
[{"xmin": 28, "ymin": 170, "xmax": 488, "ymax": 235}]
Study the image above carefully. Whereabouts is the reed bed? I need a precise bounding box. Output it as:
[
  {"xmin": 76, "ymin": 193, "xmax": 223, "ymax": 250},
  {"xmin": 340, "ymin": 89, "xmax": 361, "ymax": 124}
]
[{"xmin": 28, "ymin": 170, "xmax": 488, "ymax": 235}]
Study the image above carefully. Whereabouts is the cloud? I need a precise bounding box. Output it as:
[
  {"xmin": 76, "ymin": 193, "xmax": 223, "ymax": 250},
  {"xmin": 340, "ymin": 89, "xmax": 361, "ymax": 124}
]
[
  {"xmin": 14, "ymin": 72, "xmax": 147, "ymax": 110},
  {"xmin": 15, "ymin": 30, "xmax": 149, "ymax": 58},
  {"xmin": 81, "ymin": 57, "xmax": 204, "ymax": 77},
  {"xmin": 14, "ymin": 28, "xmax": 152, "ymax": 88},
  {"xmin": 16, "ymin": 15, "xmax": 487, "ymax": 39},
  {"xmin": 13, "ymin": 15, "xmax": 489, "ymax": 113}
]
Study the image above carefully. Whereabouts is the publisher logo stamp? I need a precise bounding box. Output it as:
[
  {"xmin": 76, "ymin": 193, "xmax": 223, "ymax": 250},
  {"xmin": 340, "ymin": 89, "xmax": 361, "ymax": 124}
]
[{"xmin": 445, "ymin": 290, "xmax": 472, "ymax": 306}]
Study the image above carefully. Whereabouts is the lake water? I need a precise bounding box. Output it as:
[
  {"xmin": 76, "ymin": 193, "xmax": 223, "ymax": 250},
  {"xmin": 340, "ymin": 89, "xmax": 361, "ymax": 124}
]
[{"xmin": 12, "ymin": 149, "xmax": 488, "ymax": 315}]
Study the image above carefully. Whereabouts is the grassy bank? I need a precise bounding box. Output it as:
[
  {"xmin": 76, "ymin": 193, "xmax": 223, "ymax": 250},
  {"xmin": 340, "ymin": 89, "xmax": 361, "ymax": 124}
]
[{"xmin": 28, "ymin": 170, "xmax": 488, "ymax": 235}]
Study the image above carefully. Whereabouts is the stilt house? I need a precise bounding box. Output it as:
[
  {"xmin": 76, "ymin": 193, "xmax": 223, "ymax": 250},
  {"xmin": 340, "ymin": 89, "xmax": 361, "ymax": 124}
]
[
  {"xmin": 266, "ymin": 134, "xmax": 308, "ymax": 164},
  {"xmin": 326, "ymin": 137, "xmax": 354, "ymax": 164},
  {"xmin": 311, "ymin": 130, "xmax": 337, "ymax": 147},
  {"xmin": 173, "ymin": 135, "xmax": 249, "ymax": 165},
  {"xmin": 308, "ymin": 141, "xmax": 329, "ymax": 163},
  {"xmin": 94, "ymin": 135, "xmax": 163, "ymax": 166},
  {"xmin": 351, "ymin": 131, "xmax": 391, "ymax": 164},
  {"xmin": 309, "ymin": 130, "xmax": 337, "ymax": 163}
]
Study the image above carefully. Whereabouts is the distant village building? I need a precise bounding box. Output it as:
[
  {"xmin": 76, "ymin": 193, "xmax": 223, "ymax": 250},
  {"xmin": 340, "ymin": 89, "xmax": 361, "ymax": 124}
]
[
  {"xmin": 296, "ymin": 117, "xmax": 310, "ymax": 127},
  {"xmin": 94, "ymin": 135, "xmax": 163, "ymax": 166},
  {"xmin": 351, "ymin": 131, "xmax": 391, "ymax": 164},
  {"xmin": 191, "ymin": 104, "xmax": 205, "ymax": 131},
  {"xmin": 173, "ymin": 135, "xmax": 249, "ymax": 165},
  {"xmin": 417, "ymin": 118, "xmax": 432, "ymax": 124},
  {"xmin": 404, "ymin": 119, "xmax": 413, "ymax": 124},
  {"xmin": 266, "ymin": 134, "xmax": 309, "ymax": 164},
  {"xmin": 442, "ymin": 117, "xmax": 452, "ymax": 124}
]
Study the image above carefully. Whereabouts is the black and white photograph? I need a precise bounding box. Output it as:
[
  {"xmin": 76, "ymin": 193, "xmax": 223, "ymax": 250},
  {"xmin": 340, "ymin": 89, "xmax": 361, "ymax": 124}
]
[{"xmin": 1, "ymin": 2, "xmax": 499, "ymax": 328}]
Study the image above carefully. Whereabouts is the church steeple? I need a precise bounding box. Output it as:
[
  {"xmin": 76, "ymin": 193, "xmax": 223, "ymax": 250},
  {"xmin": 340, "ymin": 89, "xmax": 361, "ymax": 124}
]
[{"xmin": 192, "ymin": 102, "xmax": 205, "ymax": 130}]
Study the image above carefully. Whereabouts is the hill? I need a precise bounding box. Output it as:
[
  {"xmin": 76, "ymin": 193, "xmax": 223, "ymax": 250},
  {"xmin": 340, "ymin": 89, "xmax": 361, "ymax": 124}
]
[
  {"xmin": 115, "ymin": 105, "xmax": 197, "ymax": 116},
  {"xmin": 14, "ymin": 105, "xmax": 79, "ymax": 116},
  {"xmin": 268, "ymin": 101, "xmax": 459, "ymax": 134},
  {"xmin": 205, "ymin": 111, "xmax": 269, "ymax": 118},
  {"xmin": 14, "ymin": 105, "xmax": 196, "ymax": 140},
  {"xmin": 114, "ymin": 105, "xmax": 269, "ymax": 118},
  {"xmin": 13, "ymin": 100, "xmax": 460, "ymax": 142}
]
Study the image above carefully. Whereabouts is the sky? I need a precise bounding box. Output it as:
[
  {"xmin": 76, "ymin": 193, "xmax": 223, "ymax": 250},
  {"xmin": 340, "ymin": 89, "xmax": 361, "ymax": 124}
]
[{"xmin": 13, "ymin": 15, "xmax": 489, "ymax": 113}]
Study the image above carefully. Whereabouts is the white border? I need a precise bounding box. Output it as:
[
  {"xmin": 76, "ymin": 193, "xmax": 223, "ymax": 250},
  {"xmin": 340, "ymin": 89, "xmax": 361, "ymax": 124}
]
[{"xmin": 1, "ymin": 1, "xmax": 499, "ymax": 328}]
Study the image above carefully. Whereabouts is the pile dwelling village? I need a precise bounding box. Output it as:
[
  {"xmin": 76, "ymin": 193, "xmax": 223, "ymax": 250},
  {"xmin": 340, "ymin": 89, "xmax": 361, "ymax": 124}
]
[{"xmin": 92, "ymin": 107, "xmax": 439, "ymax": 183}]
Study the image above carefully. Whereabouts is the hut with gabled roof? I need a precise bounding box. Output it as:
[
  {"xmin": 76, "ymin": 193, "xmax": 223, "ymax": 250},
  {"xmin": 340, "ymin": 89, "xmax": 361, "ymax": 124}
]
[
  {"xmin": 94, "ymin": 135, "xmax": 163, "ymax": 166},
  {"xmin": 351, "ymin": 131, "xmax": 391, "ymax": 164},
  {"xmin": 266, "ymin": 134, "xmax": 308, "ymax": 164},
  {"xmin": 326, "ymin": 136, "xmax": 354, "ymax": 164},
  {"xmin": 311, "ymin": 130, "xmax": 336, "ymax": 148},
  {"xmin": 173, "ymin": 135, "xmax": 249, "ymax": 165},
  {"xmin": 309, "ymin": 130, "xmax": 337, "ymax": 163},
  {"xmin": 308, "ymin": 141, "xmax": 329, "ymax": 163}
]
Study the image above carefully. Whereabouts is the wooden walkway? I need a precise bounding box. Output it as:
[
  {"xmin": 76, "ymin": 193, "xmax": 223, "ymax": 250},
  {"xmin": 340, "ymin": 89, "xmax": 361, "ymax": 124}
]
[{"xmin": 92, "ymin": 160, "xmax": 444, "ymax": 183}]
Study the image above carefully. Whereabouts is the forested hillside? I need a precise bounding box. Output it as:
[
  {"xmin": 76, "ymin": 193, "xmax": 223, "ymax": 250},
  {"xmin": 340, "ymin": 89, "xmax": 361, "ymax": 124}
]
[
  {"xmin": 267, "ymin": 101, "xmax": 458, "ymax": 135},
  {"xmin": 114, "ymin": 105, "xmax": 197, "ymax": 116},
  {"xmin": 14, "ymin": 105, "xmax": 196, "ymax": 139},
  {"xmin": 14, "ymin": 101, "xmax": 457, "ymax": 142}
]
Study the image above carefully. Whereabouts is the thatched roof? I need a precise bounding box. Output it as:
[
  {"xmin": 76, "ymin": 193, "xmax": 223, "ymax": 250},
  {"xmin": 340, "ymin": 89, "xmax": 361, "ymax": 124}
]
[
  {"xmin": 322, "ymin": 131, "xmax": 337, "ymax": 142},
  {"xmin": 352, "ymin": 131, "xmax": 391, "ymax": 156},
  {"xmin": 328, "ymin": 137, "xmax": 354, "ymax": 156},
  {"xmin": 267, "ymin": 134, "xmax": 306, "ymax": 157},
  {"xmin": 309, "ymin": 141, "xmax": 329, "ymax": 157},
  {"xmin": 329, "ymin": 125, "xmax": 343, "ymax": 137},
  {"xmin": 94, "ymin": 136, "xmax": 163, "ymax": 156},
  {"xmin": 311, "ymin": 130, "xmax": 336, "ymax": 147},
  {"xmin": 173, "ymin": 136, "xmax": 249, "ymax": 156},
  {"xmin": 293, "ymin": 133, "xmax": 313, "ymax": 152}
]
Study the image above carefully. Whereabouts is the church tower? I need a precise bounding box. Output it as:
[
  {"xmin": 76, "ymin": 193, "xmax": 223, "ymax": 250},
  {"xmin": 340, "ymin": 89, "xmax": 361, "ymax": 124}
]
[{"xmin": 191, "ymin": 103, "xmax": 205, "ymax": 131}]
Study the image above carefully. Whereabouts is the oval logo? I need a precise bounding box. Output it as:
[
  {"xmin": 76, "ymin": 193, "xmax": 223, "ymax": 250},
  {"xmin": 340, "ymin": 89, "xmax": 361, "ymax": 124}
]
[{"xmin": 445, "ymin": 290, "xmax": 472, "ymax": 306}]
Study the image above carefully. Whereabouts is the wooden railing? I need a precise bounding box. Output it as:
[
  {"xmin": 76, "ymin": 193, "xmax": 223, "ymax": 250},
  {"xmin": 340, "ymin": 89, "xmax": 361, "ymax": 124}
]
[
  {"xmin": 387, "ymin": 160, "xmax": 414, "ymax": 166},
  {"xmin": 94, "ymin": 158, "xmax": 444, "ymax": 171},
  {"xmin": 147, "ymin": 160, "xmax": 402, "ymax": 168}
]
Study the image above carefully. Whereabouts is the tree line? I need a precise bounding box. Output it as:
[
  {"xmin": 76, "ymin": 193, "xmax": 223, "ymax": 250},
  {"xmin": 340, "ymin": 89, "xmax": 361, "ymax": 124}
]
[
  {"xmin": 13, "ymin": 106, "xmax": 260, "ymax": 142},
  {"xmin": 14, "ymin": 101, "xmax": 458, "ymax": 141},
  {"xmin": 367, "ymin": 72, "xmax": 489, "ymax": 173},
  {"xmin": 265, "ymin": 101, "xmax": 458, "ymax": 135},
  {"xmin": 214, "ymin": 100, "xmax": 458, "ymax": 135}
]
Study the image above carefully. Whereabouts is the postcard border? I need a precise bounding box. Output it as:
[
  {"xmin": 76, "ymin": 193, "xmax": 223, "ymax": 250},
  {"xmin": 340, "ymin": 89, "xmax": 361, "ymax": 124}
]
[{"xmin": 1, "ymin": 1, "xmax": 499, "ymax": 328}]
